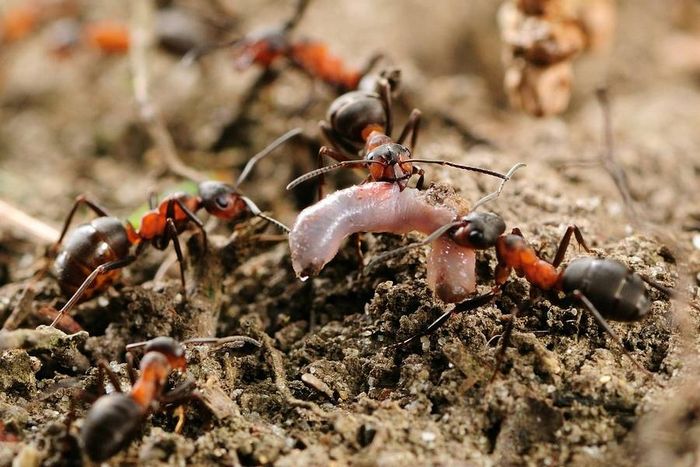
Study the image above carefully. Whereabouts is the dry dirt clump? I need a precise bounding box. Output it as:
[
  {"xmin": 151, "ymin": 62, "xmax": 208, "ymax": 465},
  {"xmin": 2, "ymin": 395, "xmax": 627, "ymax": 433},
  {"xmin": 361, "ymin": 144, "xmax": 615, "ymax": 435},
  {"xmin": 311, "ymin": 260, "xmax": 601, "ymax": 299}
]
[{"xmin": 1, "ymin": 0, "xmax": 700, "ymax": 466}]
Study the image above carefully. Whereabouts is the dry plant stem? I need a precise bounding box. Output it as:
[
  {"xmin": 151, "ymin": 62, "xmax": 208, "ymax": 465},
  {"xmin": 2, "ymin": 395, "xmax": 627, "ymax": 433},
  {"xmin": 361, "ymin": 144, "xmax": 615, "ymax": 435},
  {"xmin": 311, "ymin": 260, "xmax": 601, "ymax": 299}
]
[
  {"xmin": 129, "ymin": 0, "xmax": 206, "ymax": 183},
  {"xmin": 0, "ymin": 199, "xmax": 59, "ymax": 243},
  {"xmin": 258, "ymin": 330, "xmax": 331, "ymax": 419},
  {"xmin": 596, "ymin": 88, "xmax": 639, "ymax": 225}
]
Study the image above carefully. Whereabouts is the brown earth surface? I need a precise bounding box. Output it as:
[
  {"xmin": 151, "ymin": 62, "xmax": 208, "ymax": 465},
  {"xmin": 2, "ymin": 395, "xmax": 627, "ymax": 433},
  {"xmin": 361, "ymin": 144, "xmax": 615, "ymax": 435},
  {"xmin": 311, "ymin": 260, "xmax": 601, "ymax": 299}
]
[{"xmin": 1, "ymin": 0, "xmax": 699, "ymax": 466}]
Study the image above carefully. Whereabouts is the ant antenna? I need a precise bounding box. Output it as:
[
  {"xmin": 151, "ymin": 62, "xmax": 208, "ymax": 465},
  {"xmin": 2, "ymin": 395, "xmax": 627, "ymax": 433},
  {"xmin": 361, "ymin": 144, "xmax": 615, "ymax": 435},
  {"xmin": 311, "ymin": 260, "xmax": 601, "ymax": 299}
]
[
  {"xmin": 236, "ymin": 128, "xmax": 303, "ymax": 189},
  {"xmin": 180, "ymin": 37, "xmax": 242, "ymax": 66},
  {"xmin": 282, "ymin": 0, "xmax": 312, "ymax": 32},
  {"xmin": 181, "ymin": 336, "xmax": 262, "ymax": 348},
  {"xmin": 408, "ymin": 159, "xmax": 511, "ymax": 180},
  {"xmin": 364, "ymin": 162, "xmax": 525, "ymax": 272},
  {"xmin": 126, "ymin": 336, "xmax": 262, "ymax": 352},
  {"xmin": 471, "ymin": 162, "xmax": 526, "ymax": 211},
  {"xmin": 286, "ymin": 160, "xmax": 387, "ymax": 190},
  {"xmin": 240, "ymin": 196, "xmax": 290, "ymax": 233}
]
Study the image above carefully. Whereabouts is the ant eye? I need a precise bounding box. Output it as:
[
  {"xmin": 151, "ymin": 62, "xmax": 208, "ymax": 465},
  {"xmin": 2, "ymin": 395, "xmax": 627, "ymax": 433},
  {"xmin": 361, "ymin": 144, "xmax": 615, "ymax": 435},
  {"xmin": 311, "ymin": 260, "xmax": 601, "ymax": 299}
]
[
  {"xmin": 469, "ymin": 230, "xmax": 484, "ymax": 243},
  {"xmin": 215, "ymin": 195, "xmax": 230, "ymax": 209}
]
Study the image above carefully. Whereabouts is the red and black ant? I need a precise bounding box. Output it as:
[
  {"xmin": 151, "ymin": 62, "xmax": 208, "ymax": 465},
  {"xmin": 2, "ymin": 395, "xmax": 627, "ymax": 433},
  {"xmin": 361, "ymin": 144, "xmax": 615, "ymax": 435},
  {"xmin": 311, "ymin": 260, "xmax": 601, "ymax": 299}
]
[
  {"xmin": 78, "ymin": 335, "xmax": 260, "ymax": 462},
  {"xmin": 369, "ymin": 212, "xmax": 672, "ymax": 376},
  {"xmin": 185, "ymin": 0, "xmax": 381, "ymax": 95},
  {"xmin": 47, "ymin": 129, "xmax": 300, "ymax": 327},
  {"xmin": 286, "ymin": 73, "xmax": 510, "ymax": 196}
]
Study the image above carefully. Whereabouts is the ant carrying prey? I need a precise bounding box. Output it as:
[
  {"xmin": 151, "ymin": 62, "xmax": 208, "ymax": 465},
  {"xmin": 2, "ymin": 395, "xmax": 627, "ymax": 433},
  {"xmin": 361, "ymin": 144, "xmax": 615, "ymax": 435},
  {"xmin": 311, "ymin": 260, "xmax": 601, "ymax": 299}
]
[
  {"xmin": 79, "ymin": 335, "xmax": 260, "ymax": 462},
  {"xmin": 47, "ymin": 129, "xmax": 300, "ymax": 327},
  {"xmin": 372, "ymin": 214, "xmax": 673, "ymax": 376},
  {"xmin": 287, "ymin": 71, "xmax": 509, "ymax": 195}
]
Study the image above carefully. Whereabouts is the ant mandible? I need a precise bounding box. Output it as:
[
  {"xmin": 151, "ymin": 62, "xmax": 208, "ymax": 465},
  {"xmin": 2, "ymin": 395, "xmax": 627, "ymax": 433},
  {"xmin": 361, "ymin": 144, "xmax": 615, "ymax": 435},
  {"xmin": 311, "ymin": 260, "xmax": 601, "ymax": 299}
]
[
  {"xmin": 286, "ymin": 71, "xmax": 509, "ymax": 196},
  {"xmin": 371, "ymin": 212, "xmax": 672, "ymax": 375},
  {"xmin": 48, "ymin": 129, "xmax": 300, "ymax": 327},
  {"xmin": 79, "ymin": 335, "xmax": 260, "ymax": 462}
]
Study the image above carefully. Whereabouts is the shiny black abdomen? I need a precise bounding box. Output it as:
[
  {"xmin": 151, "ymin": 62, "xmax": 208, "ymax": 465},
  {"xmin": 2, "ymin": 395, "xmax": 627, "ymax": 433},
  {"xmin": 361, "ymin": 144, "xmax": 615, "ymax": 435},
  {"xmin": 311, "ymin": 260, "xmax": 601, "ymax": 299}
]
[
  {"xmin": 53, "ymin": 217, "xmax": 130, "ymax": 297},
  {"xmin": 80, "ymin": 393, "xmax": 144, "ymax": 462},
  {"xmin": 561, "ymin": 257, "xmax": 650, "ymax": 321},
  {"xmin": 328, "ymin": 91, "xmax": 387, "ymax": 152}
]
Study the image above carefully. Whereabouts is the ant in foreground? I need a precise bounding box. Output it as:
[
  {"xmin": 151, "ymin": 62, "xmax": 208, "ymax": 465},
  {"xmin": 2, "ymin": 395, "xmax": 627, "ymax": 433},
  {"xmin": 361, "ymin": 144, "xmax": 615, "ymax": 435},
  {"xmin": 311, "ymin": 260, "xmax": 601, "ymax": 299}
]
[
  {"xmin": 287, "ymin": 71, "xmax": 509, "ymax": 196},
  {"xmin": 370, "ymin": 213, "xmax": 672, "ymax": 376},
  {"xmin": 79, "ymin": 335, "xmax": 260, "ymax": 462},
  {"xmin": 47, "ymin": 129, "xmax": 300, "ymax": 328}
]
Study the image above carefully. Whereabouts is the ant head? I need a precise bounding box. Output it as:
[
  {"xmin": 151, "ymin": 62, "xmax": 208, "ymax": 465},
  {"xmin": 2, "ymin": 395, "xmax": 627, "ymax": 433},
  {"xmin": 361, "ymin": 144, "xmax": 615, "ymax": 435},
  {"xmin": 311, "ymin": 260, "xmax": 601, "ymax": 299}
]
[
  {"xmin": 198, "ymin": 181, "xmax": 248, "ymax": 221},
  {"xmin": 143, "ymin": 336, "xmax": 187, "ymax": 371},
  {"xmin": 232, "ymin": 28, "xmax": 289, "ymax": 69},
  {"xmin": 451, "ymin": 212, "xmax": 506, "ymax": 249},
  {"xmin": 366, "ymin": 143, "xmax": 413, "ymax": 189}
]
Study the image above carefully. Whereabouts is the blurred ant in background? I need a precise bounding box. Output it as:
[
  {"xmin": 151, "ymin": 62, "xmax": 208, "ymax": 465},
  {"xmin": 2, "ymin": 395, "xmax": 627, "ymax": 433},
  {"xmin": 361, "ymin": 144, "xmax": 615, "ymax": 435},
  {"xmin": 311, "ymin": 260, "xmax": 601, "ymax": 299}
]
[
  {"xmin": 46, "ymin": 129, "xmax": 300, "ymax": 328},
  {"xmin": 78, "ymin": 335, "xmax": 260, "ymax": 462}
]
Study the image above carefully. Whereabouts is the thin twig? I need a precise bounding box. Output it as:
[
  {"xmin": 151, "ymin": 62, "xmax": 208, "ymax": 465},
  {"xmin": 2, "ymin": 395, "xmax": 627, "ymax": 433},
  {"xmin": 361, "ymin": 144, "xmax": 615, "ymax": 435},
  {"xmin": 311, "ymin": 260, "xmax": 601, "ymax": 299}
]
[
  {"xmin": 0, "ymin": 199, "xmax": 59, "ymax": 243},
  {"xmin": 596, "ymin": 88, "xmax": 640, "ymax": 226},
  {"xmin": 129, "ymin": 0, "xmax": 206, "ymax": 183}
]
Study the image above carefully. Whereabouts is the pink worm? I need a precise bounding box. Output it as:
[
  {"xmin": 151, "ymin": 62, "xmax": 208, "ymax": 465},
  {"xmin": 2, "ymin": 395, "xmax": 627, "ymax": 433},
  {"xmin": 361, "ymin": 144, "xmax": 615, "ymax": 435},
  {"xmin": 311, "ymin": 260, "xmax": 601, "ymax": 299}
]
[{"xmin": 289, "ymin": 182, "xmax": 476, "ymax": 303}]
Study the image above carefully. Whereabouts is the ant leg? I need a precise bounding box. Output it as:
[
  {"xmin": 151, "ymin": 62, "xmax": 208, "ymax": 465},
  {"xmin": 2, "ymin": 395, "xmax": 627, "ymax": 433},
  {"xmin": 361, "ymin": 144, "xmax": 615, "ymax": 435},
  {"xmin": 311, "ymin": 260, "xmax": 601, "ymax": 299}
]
[
  {"xmin": 396, "ymin": 109, "xmax": 422, "ymax": 152},
  {"xmin": 165, "ymin": 219, "xmax": 187, "ymax": 297},
  {"xmin": 552, "ymin": 225, "xmax": 590, "ymax": 268},
  {"xmin": 378, "ymin": 79, "xmax": 394, "ymax": 137},
  {"xmin": 174, "ymin": 198, "xmax": 207, "ymax": 252},
  {"xmin": 388, "ymin": 288, "xmax": 499, "ymax": 350},
  {"xmin": 49, "ymin": 256, "xmax": 136, "ymax": 327},
  {"xmin": 126, "ymin": 352, "xmax": 137, "ymax": 385},
  {"xmin": 160, "ymin": 378, "xmax": 197, "ymax": 405},
  {"xmin": 351, "ymin": 233, "xmax": 363, "ymax": 272},
  {"xmin": 53, "ymin": 195, "xmax": 111, "ymax": 254},
  {"xmin": 572, "ymin": 290, "xmax": 655, "ymax": 379},
  {"xmin": 489, "ymin": 305, "xmax": 520, "ymax": 384},
  {"xmin": 639, "ymin": 274, "xmax": 674, "ymax": 297},
  {"xmin": 148, "ymin": 191, "xmax": 158, "ymax": 210},
  {"xmin": 319, "ymin": 122, "xmax": 353, "ymax": 156},
  {"xmin": 97, "ymin": 360, "xmax": 123, "ymax": 393},
  {"xmin": 413, "ymin": 166, "xmax": 425, "ymax": 190}
]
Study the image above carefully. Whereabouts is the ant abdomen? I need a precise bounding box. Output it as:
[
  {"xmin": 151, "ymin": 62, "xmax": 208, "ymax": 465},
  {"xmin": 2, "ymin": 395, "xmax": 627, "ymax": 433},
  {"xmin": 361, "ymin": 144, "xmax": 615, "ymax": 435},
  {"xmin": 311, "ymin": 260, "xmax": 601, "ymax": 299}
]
[
  {"xmin": 327, "ymin": 91, "xmax": 387, "ymax": 149},
  {"xmin": 80, "ymin": 393, "xmax": 144, "ymax": 462},
  {"xmin": 561, "ymin": 257, "xmax": 650, "ymax": 322},
  {"xmin": 53, "ymin": 217, "xmax": 130, "ymax": 297}
]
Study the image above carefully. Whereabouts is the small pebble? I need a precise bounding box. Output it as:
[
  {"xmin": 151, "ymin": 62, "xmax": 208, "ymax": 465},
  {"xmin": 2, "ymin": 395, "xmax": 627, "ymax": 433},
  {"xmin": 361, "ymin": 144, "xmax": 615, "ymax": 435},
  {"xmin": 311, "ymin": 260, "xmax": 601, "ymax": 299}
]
[{"xmin": 421, "ymin": 431, "xmax": 436, "ymax": 443}]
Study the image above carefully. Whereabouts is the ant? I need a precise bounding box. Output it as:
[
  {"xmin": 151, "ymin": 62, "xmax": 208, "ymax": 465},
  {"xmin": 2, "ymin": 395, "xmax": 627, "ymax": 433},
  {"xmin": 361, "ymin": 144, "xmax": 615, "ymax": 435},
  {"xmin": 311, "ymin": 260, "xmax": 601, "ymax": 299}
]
[
  {"xmin": 79, "ymin": 335, "xmax": 260, "ymax": 462},
  {"xmin": 286, "ymin": 72, "xmax": 509, "ymax": 197},
  {"xmin": 47, "ymin": 129, "xmax": 300, "ymax": 328},
  {"xmin": 186, "ymin": 0, "xmax": 381, "ymax": 95},
  {"xmin": 369, "ymin": 212, "xmax": 672, "ymax": 376}
]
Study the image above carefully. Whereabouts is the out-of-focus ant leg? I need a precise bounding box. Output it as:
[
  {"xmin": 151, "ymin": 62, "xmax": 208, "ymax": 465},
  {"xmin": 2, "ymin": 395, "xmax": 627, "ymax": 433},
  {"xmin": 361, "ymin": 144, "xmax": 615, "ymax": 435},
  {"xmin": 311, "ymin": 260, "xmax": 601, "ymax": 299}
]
[
  {"xmin": 572, "ymin": 290, "xmax": 654, "ymax": 379},
  {"xmin": 165, "ymin": 219, "xmax": 187, "ymax": 296},
  {"xmin": 50, "ymin": 255, "xmax": 137, "ymax": 327},
  {"xmin": 551, "ymin": 225, "xmax": 590, "ymax": 267},
  {"xmin": 377, "ymin": 79, "xmax": 394, "ymax": 137},
  {"xmin": 53, "ymin": 195, "xmax": 111, "ymax": 254},
  {"xmin": 396, "ymin": 109, "xmax": 422, "ymax": 152},
  {"xmin": 126, "ymin": 352, "xmax": 137, "ymax": 385},
  {"xmin": 97, "ymin": 360, "xmax": 123, "ymax": 393},
  {"xmin": 388, "ymin": 288, "xmax": 500, "ymax": 350},
  {"xmin": 148, "ymin": 191, "xmax": 158, "ymax": 210},
  {"xmin": 173, "ymin": 198, "xmax": 208, "ymax": 251}
]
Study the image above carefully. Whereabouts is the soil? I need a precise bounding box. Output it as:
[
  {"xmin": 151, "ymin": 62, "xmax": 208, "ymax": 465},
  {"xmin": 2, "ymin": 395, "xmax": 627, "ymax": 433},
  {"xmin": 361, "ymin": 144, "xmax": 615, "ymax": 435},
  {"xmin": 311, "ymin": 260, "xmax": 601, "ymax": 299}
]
[{"xmin": 1, "ymin": 0, "xmax": 700, "ymax": 466}]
